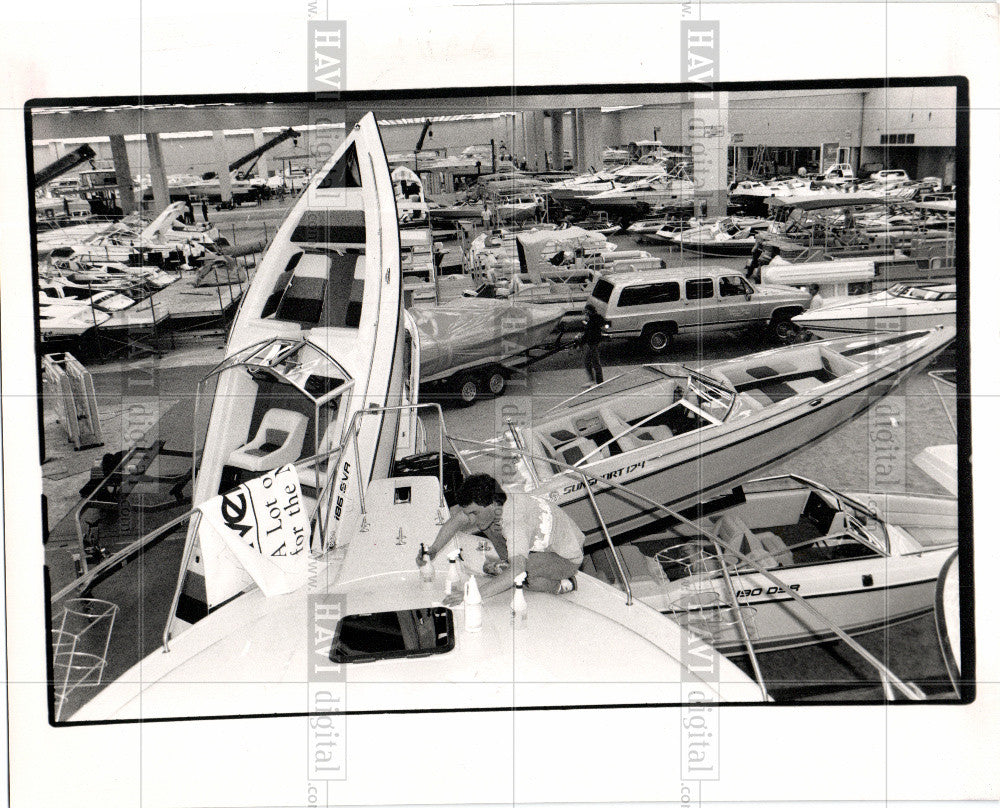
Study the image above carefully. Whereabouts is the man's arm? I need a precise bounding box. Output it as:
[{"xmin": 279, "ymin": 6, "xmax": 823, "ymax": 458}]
[
  {"xmin": 444, "ymin": 555, "xmax": 525, "ymax": 605},
  {"xmin": 417, "ymin": 506, "xmax": 471, "ymax": 566}
]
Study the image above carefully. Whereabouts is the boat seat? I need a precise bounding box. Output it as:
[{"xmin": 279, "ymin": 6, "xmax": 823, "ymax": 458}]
[
  {"xmin": 754, "ymin": 530, "xmax": 793, "ymax": 567},
  {"xmin": 559, "ymin": 436, "xmax": 608, "ymax": 467},
  {"xmin": 825, "ymin": 511, "xmax": 848, "ymax": 537},
  {"xmin": 631, "ymin": 424, "xmax": 674, "ymax": 444},
  {"xmin": 614, "ymin": 544, "xmax": 658, "ymax": 583},
  {"xmin": 785, "ymin": 376, "xmax": 824, "ymax": 394},
  {"xmin": 228, "ymin": 409, "xmax": 309, "ymax": 473},
  {"xmin": 714, "ymin": 513, "xmax": 779, "ymax": 570}
]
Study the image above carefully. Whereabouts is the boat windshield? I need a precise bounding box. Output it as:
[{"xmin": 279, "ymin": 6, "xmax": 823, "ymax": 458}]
[
  {"xmin": 649, "ymin": 363, "xmax": 736, "ymax": 420},
  {"xmin": 212, "ymin": 338, "xmax": 351, "ymax": 404},
  {"xmin": 887, "ymin": 283, "xmax": 955, "ymax": 301}
]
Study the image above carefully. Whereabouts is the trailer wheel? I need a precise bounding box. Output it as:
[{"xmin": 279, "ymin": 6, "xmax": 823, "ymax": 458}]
[
  {"xmin": 485, "ymin": 367, "xmax": 507, "ymax": 397},
  {"xmin": 455, "ymin": 373, "xmax": 481, "ymax": 406}
]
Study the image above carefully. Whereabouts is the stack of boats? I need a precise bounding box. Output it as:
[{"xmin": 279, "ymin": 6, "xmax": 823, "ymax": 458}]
[
  {"xmin": 35, "ymin": 202, "xmax": 251, "ymax": 341},
  {"xmin": 60, "ymin": 113, "xmax": 960, "ymax": 724}
]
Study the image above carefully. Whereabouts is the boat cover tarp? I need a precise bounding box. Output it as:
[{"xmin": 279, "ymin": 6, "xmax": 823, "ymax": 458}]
[
  {"xmin": 411, "ymin": 299, "xmax": 568, "ymax": 380},
  {"xmin": 514, "ymin": 227, "xmax": 608, "ymax": 283}
]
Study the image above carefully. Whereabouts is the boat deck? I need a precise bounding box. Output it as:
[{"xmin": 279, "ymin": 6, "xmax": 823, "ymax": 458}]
[{"xmin": 100, "ymin": 276, "xmax": 248, "ymax": 331}]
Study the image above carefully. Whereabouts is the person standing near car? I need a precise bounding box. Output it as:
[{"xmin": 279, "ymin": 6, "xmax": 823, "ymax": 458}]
[{"xmin": 580, "ymin": 303, "xmax": 605, "ymax": 386}]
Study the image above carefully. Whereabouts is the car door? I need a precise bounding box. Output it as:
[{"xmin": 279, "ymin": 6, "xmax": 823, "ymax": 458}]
[
  {"xmin": 683, "ymin": 276, "xmax": 719, "ymax": 330},
  {"xmin": 716, "ymin": 274, "xmax": 757, "ymax": 328}
]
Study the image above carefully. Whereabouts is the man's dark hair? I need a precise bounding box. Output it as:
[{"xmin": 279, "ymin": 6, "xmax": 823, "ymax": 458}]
[{"xmin": 456, "ymin": 473, "xmax": 507, "ymax": 507}]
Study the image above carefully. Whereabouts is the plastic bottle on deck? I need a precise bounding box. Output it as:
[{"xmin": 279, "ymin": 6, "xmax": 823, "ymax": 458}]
[
  {"xmin": 445, "ymin": 552, "xmax": 461, "ymax": 597},
  {"xmin": 464, "ymin": 576, "xmax": 483, "ymax": 632},
  {"xmin": 511, "ymin": 572, "xmax": 527, "ymax": 630},
  {"xmin": 419, "ymin": 543, "xmax": 435, "ymax": 583}
]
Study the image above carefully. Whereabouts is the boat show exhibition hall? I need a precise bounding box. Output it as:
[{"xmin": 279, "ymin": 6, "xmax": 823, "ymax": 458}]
[{"xmin": 30, "ymin": 84, "xmax": 964, "ymax": 721}]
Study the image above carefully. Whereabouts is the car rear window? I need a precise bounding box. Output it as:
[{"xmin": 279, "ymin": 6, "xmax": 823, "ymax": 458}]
[
  {"xmin": 591, "ymin": 278, "xmax": 614, "ymax": 303},
  {"xmin": 685, "ymin": 278, "xmax": 714, "ymax": 300},
  {"xmin": 617, "ymin": 282, "xmax": 680, "ymax": 307}
]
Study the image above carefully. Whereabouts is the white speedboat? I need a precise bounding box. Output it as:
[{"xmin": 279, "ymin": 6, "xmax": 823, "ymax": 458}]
[
  {"xmin": 584, "ymin": 475, "xmax": 958, "ymax": 654},
  {"xmin": 793, "ymin": 283, "xmax": 956, "ymax": 338},
  {"xmin": 547, "ymin": 163, "xmax": 670, "ymax": 204},
  {"xmin": 500, "ymin": 327, "xmax": 956, "ymax": 546},
  {"xmin": 174, "ymin": 112, "xmax": 407, "ymax": 623},
  {"xmin": 665, "ymin": 216, "xmax": 769, "ymax": 256},
  {"xmin": 587, "ymin": 175, "xmax": 697, "ymax": 219},
  {"xmin": 37, "ymin": 293, "xmax": 111, "ymax": 338}
]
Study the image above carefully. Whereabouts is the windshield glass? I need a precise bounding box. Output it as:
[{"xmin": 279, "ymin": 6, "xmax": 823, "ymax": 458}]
[
  {"xmin": 887, "ymin": 283, "xmax": 955, "ymax": 301},
  {"xmin": 686, "ymin": 374, "xmax": 735, "ymax": 421}
]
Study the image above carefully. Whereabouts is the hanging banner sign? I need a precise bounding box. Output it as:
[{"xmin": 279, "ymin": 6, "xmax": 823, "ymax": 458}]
[{"xmin": 197, "ymin": 464, "xmax": 310, "ymax": 601}]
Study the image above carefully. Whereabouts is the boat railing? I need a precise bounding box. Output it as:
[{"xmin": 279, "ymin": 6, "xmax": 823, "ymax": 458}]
[
  {"xmin": 312, "ymin": 402, "xmax": 473, "ymax": 552},
  {"xmin": 479, "ymin": 430, "xmax": 926, "ymax": 701}
]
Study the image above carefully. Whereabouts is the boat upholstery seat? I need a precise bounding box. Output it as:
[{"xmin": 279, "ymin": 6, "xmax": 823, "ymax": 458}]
[
  {"xmin": 228, "ymin": 408, "xmax": 309, "ymax": 473},
  {"xmin": 599, "ymin": 408, "xmax": 671, "ymax": 452},
  {"xmin": 559, "ymin": 436, "xmax": 608, "ymax": 467},
  {"xmin": 614, "ymin": 544, "xmax": 659, "ymax": 583},
  {"xmin": 825, "ymin": 511, "xmax": 848, "ymax": 537},
  {"xmin": 631, "ymin": 424, "xmax": 673, "ymax": 443},
  {"xmin": 754, "ymin": 530, "xmax": 793, "ymax": 567},
  {"xmin": 714, "ymin": 513, "xmax": 779, "ymax": 570}
]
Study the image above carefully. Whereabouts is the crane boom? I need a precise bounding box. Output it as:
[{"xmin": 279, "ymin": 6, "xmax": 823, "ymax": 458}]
[
  {"xmin": 34, "ymin": 144, "xmax": 96, "ymax": 188},
  {"xmin": 229, "ymin": 127, "xmax": 300, "ymax": 177}
]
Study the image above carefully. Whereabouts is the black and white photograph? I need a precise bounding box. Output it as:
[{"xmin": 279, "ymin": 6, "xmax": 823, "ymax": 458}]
[{"xmin": 2, "ymin": 2, "xmax": 997, "ymax": 807}]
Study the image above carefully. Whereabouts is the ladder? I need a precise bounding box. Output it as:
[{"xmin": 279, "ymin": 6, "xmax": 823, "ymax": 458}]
[{"xmin": 41, "ymin": 353, "xmax": 104, "ymax": 450}]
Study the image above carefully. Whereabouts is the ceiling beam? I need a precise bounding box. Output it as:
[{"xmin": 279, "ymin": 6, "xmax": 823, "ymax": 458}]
[{"xmin": 29, "ymin": 92, "xmax": 691, "ymax": 141}]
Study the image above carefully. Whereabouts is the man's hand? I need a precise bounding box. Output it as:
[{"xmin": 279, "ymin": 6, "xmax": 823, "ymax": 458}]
[
  {"xmin": 483, "ymin": 558, "xmax": 510, "ymax": 576},
  {"xmin": 416, "ymin": 550, "xmax": 428, "ymax": 567},
  {"xmin": 442, "ymin": 590, "xmax": 464, "ymax": 607}
]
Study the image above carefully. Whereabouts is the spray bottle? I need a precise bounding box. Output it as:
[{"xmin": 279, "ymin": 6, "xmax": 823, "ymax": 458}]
[
  {"xmin": 444, "ymin": 549, "xmax": 462, "ymax": 597},
  {"xmin": 511, "ymin": 571, "xmax": 527, "ymax": 630},
  {"xmin": 419, "ymin": 543, "xmax": 435, "ymax": 583},
  {"xmin": 464, "ymin": 575, "xmax": 483, "ymax": 632}
]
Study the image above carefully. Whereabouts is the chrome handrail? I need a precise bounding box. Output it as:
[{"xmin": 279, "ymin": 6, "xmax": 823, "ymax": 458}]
[{"xmin": 54, "ymin": 506, "xmax": 200, "ymax": 604}]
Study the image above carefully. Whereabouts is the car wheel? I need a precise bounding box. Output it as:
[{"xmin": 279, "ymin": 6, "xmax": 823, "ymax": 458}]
[
  {"xmin": 644, "ymin": 328, "xmax": 673, "ymax": 354},
  {"xmin": 485, "ymin": 367, "xmax": 506, "ymax": 397},
  {"xmin": 456, "ymin": 373, "xmax": 480, "ymax": 406},
  {"xmin": 771, "ymin": 318, "xmax": 800, "ymax": 344}
]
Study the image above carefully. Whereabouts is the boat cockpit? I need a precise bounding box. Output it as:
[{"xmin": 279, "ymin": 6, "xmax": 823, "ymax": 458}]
[
  {"xmin": 583, "ymin": 476, "xmax": 890, "ymax": 587},
  {"xmin": 196, "ymin": 338, "xmax": 353, "ymax": 496},
  {"xmin": 527, "ymin": 365, "xmax": 735, "ymax": 477}
]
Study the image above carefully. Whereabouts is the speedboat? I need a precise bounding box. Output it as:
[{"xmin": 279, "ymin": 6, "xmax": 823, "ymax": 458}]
[
  {"xmin": 36, "ymin": 292, "xmax": 111, "ymax": 339},
  {"xmin": 759, "ymin": 253, "xmax": 954, "ymax": 300},
  {"xmin": 174, "ymin": 112, "xmax": 408, "ymax": 624},
  {"xmin": 411, "ymin": 297, "xmax": 569, "ymax": 399},
  {"xmin": 583, "ymin": 475, "xmax": 957, "ymax": 654},
  {"xmin": 499, "ymin": 327, "xmax": 956, "ymax": 546},
  {"xmin": 793, "ymin": 283, "xmax": 956, "ymax": 338},
  {"xmin": 587, "ymin": 175, "xmax": 697, "ymax": 220},
  {"xmin": 665, "ymin": 216, "xmax": 769, "ymax": 256}
]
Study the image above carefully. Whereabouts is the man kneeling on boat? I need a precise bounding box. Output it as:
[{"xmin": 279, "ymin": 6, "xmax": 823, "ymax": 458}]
[{"xmin": 418, "ymin": 473, "xmax": 585, "ymax": 605}]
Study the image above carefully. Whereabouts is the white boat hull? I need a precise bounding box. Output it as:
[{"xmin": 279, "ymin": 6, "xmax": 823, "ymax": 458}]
[{"xmin": 513, "ymin": 329, "xmax": 955, "ymax": 546}]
